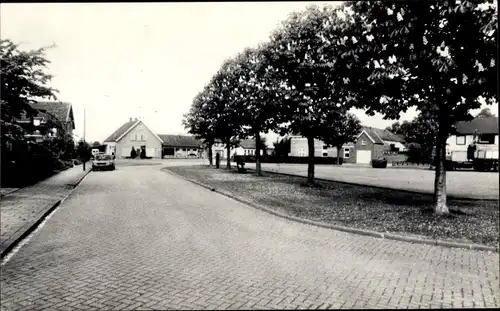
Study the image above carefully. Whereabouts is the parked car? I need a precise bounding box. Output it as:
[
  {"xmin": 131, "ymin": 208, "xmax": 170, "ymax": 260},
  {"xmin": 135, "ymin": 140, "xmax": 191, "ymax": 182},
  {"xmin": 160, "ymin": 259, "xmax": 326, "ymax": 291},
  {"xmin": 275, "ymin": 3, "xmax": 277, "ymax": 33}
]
[{"xmin": 92, "ymin": 154, "xmax": 115, "ymax": 171}]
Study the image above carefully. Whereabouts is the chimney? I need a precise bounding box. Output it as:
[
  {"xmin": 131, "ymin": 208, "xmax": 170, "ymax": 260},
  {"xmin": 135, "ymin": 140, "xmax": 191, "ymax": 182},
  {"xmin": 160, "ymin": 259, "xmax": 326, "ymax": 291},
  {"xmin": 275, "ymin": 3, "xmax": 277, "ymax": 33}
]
[
  {"xmin": 135, "ymin": 117, "xmax": 138, "ymax": 121},
  {"xmin": 129, "ymin": 117, "xmax": 133, "ymax": 122}
]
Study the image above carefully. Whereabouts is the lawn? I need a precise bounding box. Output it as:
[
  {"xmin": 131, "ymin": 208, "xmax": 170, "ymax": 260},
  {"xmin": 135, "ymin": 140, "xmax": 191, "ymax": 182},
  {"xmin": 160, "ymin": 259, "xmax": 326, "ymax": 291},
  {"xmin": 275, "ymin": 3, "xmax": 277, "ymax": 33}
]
[{"xmin": 165, "ymin": 165, "xmax": 499, "ymax": 247}]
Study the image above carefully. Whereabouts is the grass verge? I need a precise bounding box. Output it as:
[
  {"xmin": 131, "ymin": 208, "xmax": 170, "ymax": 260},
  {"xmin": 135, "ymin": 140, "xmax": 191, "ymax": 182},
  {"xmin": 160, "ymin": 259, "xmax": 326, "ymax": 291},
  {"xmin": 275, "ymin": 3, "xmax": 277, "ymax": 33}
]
[{"xmin": 165, "ymin": 165, "xmax": 499, "ymax": 247}]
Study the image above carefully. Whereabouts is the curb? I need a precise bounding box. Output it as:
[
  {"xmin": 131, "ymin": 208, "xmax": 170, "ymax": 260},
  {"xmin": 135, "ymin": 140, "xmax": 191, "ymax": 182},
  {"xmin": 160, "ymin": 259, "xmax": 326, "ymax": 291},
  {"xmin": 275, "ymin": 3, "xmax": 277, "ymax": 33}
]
[
  {"xmin": 0, "ymin": 189, "xmax": 21, "ymax": 199},
  {"xmin": 246, "ymin": 168, "xmax": 498, "ymax": 202},
  {"xmin": 0, "ymin": 168, "xmax": 91, "ymax": 260},
  {"xmin": 164, "ymin": 168, "xmax": 499, "ymax": 253},
  {"xmin": 66, "ymin": 168, "xmax": 92, "ymax": 188}
]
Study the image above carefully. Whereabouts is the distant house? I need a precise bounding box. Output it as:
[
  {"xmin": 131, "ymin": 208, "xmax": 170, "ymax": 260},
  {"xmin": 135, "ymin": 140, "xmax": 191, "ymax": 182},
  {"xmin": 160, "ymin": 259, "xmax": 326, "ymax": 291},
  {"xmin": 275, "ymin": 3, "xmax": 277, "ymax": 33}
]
[
  {"xmin": 232, "ymin": 139, "xmax": 265, "ymax": 156},
  {"xmin": 17, "ymin": 101, "xmax": 75, "ymax": 142},
  {"xmin": 288, "ymin": 136, "xmax": 337, "ymax": 157},
  {"xmin": 353, "ymin": 126, "xmax": 406, "ymax": 164},
  {"xmin": 158, "ymin": 134, "xmax": 203, "ymax": 158},
  {"xmin": 446, "ymin": 116, "xmax": 499, "ymax": 162},
  {"xmin": 288, "ymin": 126, "xmax": 405, "ymax": 164},
  {"xmin": 103, "ymin": 118, "xmax": 164, "ymax": 158}
]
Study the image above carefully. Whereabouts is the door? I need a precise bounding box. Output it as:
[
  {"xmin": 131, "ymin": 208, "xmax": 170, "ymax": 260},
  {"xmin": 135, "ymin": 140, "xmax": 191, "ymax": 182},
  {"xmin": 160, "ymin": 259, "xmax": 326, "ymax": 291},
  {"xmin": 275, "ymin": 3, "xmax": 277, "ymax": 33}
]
[
  {"xmin": 356, "ymin": 150, "xmax": 372, "ymax": 164},
  {"xmin": 146, "ymin": 148, "xmax": 156, "ymax": 158}
]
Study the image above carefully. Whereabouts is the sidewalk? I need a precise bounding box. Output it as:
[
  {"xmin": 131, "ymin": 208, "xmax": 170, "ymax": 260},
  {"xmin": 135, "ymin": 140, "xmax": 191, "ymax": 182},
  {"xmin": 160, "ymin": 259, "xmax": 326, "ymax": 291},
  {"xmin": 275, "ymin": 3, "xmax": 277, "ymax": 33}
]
[{"xmin": 0, "ymin": 163, "xmax": 92, "ymax": 258}]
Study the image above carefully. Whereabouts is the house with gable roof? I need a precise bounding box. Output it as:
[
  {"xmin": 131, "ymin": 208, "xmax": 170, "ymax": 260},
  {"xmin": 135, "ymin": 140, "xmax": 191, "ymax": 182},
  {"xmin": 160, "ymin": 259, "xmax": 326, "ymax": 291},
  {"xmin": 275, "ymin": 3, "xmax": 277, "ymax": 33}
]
[
  {"xmin": 16, "ymin": 101, "xmax": 76, "ymax": 142},
  {"xmin": 444, "ymin": 116, "xmax": 498, "ymax": 163},
  {"xmin": 288, "ymin": 126, "xmax": 406, "ymax": 164},
  {"xmin": 103, "ymin": 118, "xmax": 164, "ymax": 158}
]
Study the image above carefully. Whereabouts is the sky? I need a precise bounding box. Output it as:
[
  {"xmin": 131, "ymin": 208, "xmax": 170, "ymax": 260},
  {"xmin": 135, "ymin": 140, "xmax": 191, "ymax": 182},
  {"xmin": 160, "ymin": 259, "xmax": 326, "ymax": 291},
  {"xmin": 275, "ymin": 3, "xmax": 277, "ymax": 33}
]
[{"xmin": 1, "ymin": 2, "xmax": 497, "ymax": 144}]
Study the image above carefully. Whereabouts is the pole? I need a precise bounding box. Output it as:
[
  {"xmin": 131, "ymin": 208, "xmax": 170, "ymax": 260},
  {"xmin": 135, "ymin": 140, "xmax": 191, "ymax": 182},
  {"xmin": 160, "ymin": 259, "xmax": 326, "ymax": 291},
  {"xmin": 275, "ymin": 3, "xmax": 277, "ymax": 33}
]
[{"xmin": 83, "ymin": 107, "xmax": 86, "ymax": 171}]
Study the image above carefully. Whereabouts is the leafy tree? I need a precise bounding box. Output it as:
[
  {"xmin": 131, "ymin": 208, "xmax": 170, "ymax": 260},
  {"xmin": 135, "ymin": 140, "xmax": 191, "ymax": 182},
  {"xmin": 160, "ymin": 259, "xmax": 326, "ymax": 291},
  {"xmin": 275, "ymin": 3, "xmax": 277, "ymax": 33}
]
[
  {"xmin": 183, "ymin": 90, "xmax": 217, "ymax": 166},
  {"xmin": 76, "ymin": 139, "xmax": 91, "ymax": 162},
  {"xmin": 228, "ymin": 44, "xmax": 281, "ymax": 175},
  {"xmin": 385, "ymin": 120, "xmax": 411, "ymax": 136},
  {"xmin": 476, "ymin": 107, "xmax": 495, "ymax": 117},
  {"xmin": 92, "ymin": 141, "xmax": 101, "ymax": 147},
  {"xmin": 207, "ymin": 59, "xmax": 245, "ymax": 169},
  {"xmin": 387, "ymin": 115, "xmax": 438, "ymax": 163},
  {"xmin": 1, "ymin": 39, "xmax": 58, "ymax": 146},
  {"xmin": 273, "ymin": 137, "xmax": 291, "ymax": 156},
  {"xmin": 346, "ymin": 1, "xmax": 497, "ymax": 215},
  {"xmin": 320, "ymin": 111, "xmax": 361, "ymax": 166},
  {"xmin": 0, "ymin": 39, "xmax": 68, "ymax": 186},
  {"xmin": 258, "ymin": 135, "xmax": 268, "ymax": 156},
  {"xmin": 268, "ymin": 4, "xmax": 354, "ymax": 185}
]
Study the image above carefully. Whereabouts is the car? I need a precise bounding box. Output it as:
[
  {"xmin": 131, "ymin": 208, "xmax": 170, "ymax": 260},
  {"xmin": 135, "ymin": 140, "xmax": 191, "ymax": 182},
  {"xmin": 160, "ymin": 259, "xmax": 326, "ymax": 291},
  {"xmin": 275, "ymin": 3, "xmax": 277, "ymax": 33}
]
[{"xmin": 92, "ymin": 154, "xmax": 115, "ymax": 171}]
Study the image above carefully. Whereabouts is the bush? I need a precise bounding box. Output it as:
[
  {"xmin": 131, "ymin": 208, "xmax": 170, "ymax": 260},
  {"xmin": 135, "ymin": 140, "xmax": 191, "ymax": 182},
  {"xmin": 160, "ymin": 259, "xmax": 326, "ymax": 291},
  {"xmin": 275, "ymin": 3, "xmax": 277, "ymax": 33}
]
[
  {"xmin": 130, "ymin": 147, "xmax": 137, "ymax": 159},
  {"xmin": 233, "ymin": 155, "xmax": 343, "ymax": 165},
  {"xmin": 372, "ymin": 158, "xmax": 387, "ymax": 168},
  {"xmin": 1, "ymin": 141, "xmax": 62, "ymax": 187},
  {"xmin": 73, "ymin": 159, "xmax": 82, "ymax": 165}
]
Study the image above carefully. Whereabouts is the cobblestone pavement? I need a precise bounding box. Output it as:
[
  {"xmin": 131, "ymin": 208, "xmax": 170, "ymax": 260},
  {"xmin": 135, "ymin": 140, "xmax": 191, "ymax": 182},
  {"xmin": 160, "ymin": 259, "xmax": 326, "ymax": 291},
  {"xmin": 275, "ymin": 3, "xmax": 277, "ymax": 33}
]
[
  {"xmin": 1, "ymin": 163, "xmax": 498, "ymax": 310},
  {"xmin": 241, "ymin": 162, "xmax": 499, "ymax": 200},
  {"xmin": 0, "ymin": 165, "xmax": 91, "ymax": 256}
]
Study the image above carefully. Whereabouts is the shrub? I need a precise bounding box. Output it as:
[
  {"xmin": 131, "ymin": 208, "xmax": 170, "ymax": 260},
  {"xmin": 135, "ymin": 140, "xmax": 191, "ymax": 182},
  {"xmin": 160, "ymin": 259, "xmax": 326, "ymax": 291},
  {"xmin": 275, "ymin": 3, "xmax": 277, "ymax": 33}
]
[
  {"xmin": 372, "ymin": 158, "xmax": 387, "ymax": 168},
  {"xmin": 130, "ymin": 147, "xmax": 137, "ymax": 159}
]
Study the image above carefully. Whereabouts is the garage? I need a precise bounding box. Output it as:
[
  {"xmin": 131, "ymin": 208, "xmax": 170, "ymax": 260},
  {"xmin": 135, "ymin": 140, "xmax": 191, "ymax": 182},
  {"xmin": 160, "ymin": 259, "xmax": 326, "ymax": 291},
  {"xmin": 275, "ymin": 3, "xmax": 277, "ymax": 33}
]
[
  {"xmin": 146, "ymin": 148, "xmax": 157, "ymax": 158},
  {"xmin": 121, "ymin": 147, "xmax": 131, "ymax": 157},
  {"xmin": 356, "ymin": 150, "xmax": 372, "ymax": 164}
]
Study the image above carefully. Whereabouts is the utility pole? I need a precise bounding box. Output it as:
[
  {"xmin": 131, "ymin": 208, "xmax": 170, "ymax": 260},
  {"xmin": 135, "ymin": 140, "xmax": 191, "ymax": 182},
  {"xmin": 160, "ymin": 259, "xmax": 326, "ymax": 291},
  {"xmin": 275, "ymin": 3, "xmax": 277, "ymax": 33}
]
[{"xmin": 83, "ymin": 107, "xmax": 86, "ymax": 171}]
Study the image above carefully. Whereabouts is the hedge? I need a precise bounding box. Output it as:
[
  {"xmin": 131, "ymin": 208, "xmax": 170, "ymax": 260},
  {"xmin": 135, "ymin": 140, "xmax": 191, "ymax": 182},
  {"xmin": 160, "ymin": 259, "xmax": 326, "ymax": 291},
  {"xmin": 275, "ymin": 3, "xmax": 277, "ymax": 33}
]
[
  {"xmin": 1, "ymin": 142, "xmax": 73, "ymax": 188},
  {"xmin": 233, "ymin": 155, "xmax": 343, "ymax": 165},
  {"xmin": 371, "ymin": 158, "xmax": 388, "ymax": 168}
]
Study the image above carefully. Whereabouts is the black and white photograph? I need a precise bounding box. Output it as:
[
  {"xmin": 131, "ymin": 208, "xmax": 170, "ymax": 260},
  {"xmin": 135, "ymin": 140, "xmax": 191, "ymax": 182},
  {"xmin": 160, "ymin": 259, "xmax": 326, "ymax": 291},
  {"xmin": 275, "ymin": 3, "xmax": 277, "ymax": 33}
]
[{"xmin": 0, "ymin": 1, "xmax": 498, "ymax": 310}]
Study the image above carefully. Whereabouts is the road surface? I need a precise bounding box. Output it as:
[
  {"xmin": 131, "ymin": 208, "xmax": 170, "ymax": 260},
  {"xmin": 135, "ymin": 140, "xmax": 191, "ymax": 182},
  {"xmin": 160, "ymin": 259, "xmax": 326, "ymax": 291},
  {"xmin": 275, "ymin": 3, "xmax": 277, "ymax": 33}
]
[{"xmin": 1, "ymin": 161, "xmax": 498, "ymax": 310}]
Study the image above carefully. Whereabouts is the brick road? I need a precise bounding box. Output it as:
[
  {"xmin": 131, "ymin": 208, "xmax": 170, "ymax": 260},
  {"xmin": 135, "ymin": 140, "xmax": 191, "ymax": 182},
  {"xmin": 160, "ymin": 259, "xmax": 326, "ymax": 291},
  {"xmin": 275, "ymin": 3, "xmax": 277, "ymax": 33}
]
[
  {"xmin": 0, "ymin": 164, "xmax": 91, "ymax": 256},
  {"xmin": 1, "ymin": 162, "xmax": 498, "ymax": 310}
]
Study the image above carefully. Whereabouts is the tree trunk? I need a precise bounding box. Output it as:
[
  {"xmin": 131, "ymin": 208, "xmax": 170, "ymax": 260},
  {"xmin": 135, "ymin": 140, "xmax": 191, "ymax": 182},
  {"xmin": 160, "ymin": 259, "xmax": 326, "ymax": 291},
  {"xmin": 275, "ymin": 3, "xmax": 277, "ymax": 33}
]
[
  {"xmin": 307, "ymin": 136, "xmax": 315, "ymax": 184},
  {"xmin": 336, "ymin": 145, "xmax": 342, "ymax": 166},
  {"xmin": 207, "ymin": 142, "xmax": 213, "ymax": 166},
  {"xmin": 226, "ymin": 137, "xmax": 231, "ymax": 169},
  {"xmin": 255, "ymin": 133, "xmax": 262, "ymax": 176},
  {"xmin": 433, "ymin": 126, "xmax": 449, "ymax": 215}
]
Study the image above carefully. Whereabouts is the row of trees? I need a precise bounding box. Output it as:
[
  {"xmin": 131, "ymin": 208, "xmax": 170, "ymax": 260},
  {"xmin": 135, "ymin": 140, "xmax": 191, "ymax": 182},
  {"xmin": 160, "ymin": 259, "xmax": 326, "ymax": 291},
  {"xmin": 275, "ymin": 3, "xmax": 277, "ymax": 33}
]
[
  {"xmin": 1, "ymin": 39, "xmax": 80, "ymax": 187},
  {"xmin": 183, "ymin": 1, "xmax": 497, "ymax": 215}
]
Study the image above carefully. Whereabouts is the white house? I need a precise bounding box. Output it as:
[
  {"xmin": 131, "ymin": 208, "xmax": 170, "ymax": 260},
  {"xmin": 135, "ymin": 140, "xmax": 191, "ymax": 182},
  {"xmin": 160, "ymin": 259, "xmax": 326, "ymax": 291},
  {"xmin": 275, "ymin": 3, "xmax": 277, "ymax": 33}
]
[
  {"xmin": 103, "ymin": 118, "xmax": 164, "ymax": 158},
  {"xmin": 446, "ymin": 116, "xmax": 499, "ymax": 162}
]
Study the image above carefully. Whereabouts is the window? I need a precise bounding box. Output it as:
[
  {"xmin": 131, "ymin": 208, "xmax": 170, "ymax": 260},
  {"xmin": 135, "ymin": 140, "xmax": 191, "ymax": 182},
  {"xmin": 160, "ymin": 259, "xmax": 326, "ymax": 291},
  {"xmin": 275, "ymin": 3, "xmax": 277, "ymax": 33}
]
[
  {"xmin": 478, "ymin": 134, "xmax": 495, "ymax": 144},
  {"xmin": 344, "ymin": 147, "xmax": 350, "ymax": 158},
  {"xmin": 131, "ymin": 135, "xmax": 136, "ymax": 141},
  {"xmin": 323, "ymin": 152, "xmax": 328, "ymax": 157},
  {"xmin": 361, "ymin": 139, "xmax": 367, "ymax": 146},
  {"xmin": 182, "ymin": 148, "xmax": 186, "ymax": 151},
  {"xmin": 323, "ymin": 145, "xmax": 328, "ymax": 150},
  {"xmin": 456, "ymin": 135, "xmax": 466, "ymax": 145},
  {"xmin": 33, "ymin": 119, "xmax": 41, "ymax": 126}
]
